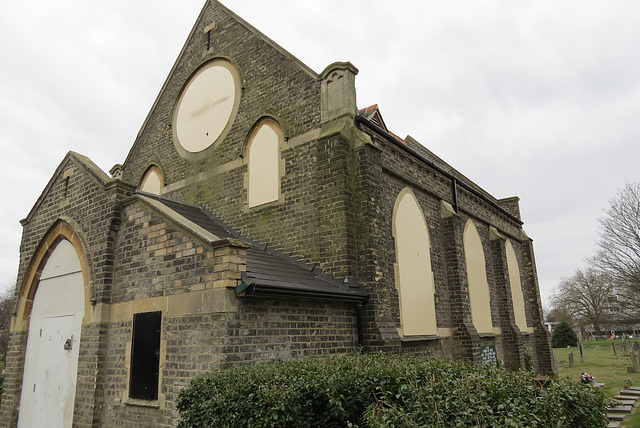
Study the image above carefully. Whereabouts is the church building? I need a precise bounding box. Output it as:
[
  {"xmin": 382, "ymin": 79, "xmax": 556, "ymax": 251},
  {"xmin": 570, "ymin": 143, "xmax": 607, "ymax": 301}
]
[{"xmin": 1, "ymin": 1, "xmax": 554, "ymax": 426}]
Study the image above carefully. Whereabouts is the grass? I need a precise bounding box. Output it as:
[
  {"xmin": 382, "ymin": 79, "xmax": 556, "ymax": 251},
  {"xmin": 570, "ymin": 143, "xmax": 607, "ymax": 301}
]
[{"xmin": 554, "ymin": 339, "xmax": 640, "ymax": 427}]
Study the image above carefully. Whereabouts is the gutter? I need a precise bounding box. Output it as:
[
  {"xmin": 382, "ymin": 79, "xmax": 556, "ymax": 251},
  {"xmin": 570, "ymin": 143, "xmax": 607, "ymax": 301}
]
[
  {"xmin": 355, "ymin": 116, "xmax": 524, "ymax": 226},
  {"xmin": 235, "ymin": 281, "xmax": 367, "ymax": 303}
]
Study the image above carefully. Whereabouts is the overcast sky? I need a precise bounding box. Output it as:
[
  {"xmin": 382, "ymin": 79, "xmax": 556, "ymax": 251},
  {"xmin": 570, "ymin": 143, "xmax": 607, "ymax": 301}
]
[{"xmin": 1, "ymin": 1, "xmax": 639, "ymax": 307}]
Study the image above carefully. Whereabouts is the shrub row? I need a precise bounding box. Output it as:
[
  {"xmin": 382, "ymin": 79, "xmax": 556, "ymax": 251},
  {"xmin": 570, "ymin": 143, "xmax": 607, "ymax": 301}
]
[{"xmin": 177, "ymin": 353, "xmax": 607, "ymax": 427}]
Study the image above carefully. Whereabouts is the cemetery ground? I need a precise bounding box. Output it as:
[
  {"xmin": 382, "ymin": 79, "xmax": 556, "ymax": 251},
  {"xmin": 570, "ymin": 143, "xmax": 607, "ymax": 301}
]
[{"xmin": 554, "ymin": 339, "xmax": 640, "ymax": 427}]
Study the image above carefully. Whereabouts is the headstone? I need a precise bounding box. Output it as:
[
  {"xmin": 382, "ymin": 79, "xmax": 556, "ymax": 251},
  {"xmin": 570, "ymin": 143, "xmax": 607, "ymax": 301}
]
[
  {"xmin": 607, "ymin": 404, "xmax": 633, "ymax": 414},
  {"xmin": 579, "ymin": 333, "xmax": 585, "ymax": 363},
  {"xmin": 607, "ymin": 413, "xmax": 625, "ymax": 422},
  {"xmin": 569, "ymin": 351, "xmax": 574, "ymax": 368},
  {"xmin": 619, "ymin": 389, "xmax": 640, "ymax": 398}
]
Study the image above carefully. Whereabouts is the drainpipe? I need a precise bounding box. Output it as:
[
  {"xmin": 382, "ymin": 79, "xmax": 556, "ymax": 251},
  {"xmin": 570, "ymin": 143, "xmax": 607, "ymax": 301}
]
[
  {"xmin": 451, "ymin": 177, "xmax": 459, "ymax": 213},
  {"xmin": 356, "ymin": 302, "xmax": 364, "ymax": 350}
]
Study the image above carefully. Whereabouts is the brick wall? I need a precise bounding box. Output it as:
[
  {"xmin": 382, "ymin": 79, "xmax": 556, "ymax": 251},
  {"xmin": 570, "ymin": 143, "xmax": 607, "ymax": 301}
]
[
  {"xmin": 0, "ymin": 153, "xmax": 134, "ymax": 427},
  {"xmin": 354, "ymin": 122, "xmax": 553, "ymax": 372},
  {"xmin": 90, "ymin": 198, "xmax": 360, "ymax": 427},
  {"xmin": 2, "ymin": 2, "xmax": 555, "ymax": 426}
]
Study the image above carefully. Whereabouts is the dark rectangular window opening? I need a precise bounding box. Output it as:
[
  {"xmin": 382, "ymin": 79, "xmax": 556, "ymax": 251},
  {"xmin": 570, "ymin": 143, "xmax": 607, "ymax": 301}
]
[{"xmin": 129, "ymin": 311, "xmax": 162, "ymax": 400}]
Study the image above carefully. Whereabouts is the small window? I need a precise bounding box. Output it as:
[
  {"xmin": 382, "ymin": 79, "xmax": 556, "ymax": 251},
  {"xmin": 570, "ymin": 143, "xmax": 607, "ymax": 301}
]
[
  {"xmin": 129, "ymin": 311, "xmax": 162, "ymax": 400},
  {"xmin": 139, "ymin": 166, "xmax": 164, "ymax": 195},
  {"xmin": 247, "ymin": 120, "xmax": 282, "ymax": 207}
]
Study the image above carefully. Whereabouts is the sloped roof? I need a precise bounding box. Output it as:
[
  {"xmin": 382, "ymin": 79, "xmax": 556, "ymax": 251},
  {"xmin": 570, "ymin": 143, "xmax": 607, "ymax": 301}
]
[
  {"xmin": 356, "ymin": 105, "xmax": 523, "ymax": 225},
  {"xmin": 357, "ymin": 106, "xmax": 477, "ymax": 189},
  {"xmin": 137, "ymin": 192, "xmax": 368, "ymax": 303}
]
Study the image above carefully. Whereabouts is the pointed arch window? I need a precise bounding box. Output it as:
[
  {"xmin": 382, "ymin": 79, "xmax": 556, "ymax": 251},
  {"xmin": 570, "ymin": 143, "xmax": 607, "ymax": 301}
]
[
  {"xmin": 139, "ymin": 166, "xmax": 164, "ymax": 195},
  {"xmin": 246, "ymin": 119, "xmax": 282, "ymax": 208},
  {"xmin": 463, "ymin": 220, "xmax": 493, "ymax": 334},
  {"xmin": 506, "ymin": 240, "xmax": 529, "ymax": 332},
  {"xmin": 392, "ymin": 188, "xmax": 437, "ymax": 336}
]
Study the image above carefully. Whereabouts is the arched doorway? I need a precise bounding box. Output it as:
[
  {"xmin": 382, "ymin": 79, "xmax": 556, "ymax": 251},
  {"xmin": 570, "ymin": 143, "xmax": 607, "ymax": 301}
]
[{"xmin": 17, "ymin": 238, "xmax": 85, "ymax": 427}]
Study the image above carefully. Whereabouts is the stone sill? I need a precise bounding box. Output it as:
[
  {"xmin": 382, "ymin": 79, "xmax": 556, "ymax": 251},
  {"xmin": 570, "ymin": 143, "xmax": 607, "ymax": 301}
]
[
  {"xmin": 478, "ymin": 333, "xmax": 497, "ymax": 338},
  {"xmin": 401, "ymin": 335, "xmax": 439, "ymax": 342},
  {"xmin": 125, "ymin": 398, "xmax": 160, "ymax": 409}
]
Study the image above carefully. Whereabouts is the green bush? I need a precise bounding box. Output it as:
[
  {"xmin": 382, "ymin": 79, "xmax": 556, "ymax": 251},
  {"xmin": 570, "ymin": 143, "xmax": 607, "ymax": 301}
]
[
  {"xmin": 552, "ymin": 321, "xmax": 579, "ymax": 348},
  {"xmin": 177, "ymin": 353, "xmax": 607, "ymax": 428}
]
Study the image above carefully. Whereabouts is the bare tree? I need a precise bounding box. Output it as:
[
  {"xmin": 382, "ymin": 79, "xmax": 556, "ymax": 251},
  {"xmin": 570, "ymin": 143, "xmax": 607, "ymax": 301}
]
[
  {"xmin": 551, "ymin": 268, "xmax": 616, "ymax": 334},
  {"xmin": 592, "ymin": 182, "xmax": 640, "ymax": 318},
  {"xmin": 545, "ymin": 307, "xmax": 573, "ymax": 325},
  {"xmin": 0, "ymin": 283, "xmax": 15, "ymax": 360}
]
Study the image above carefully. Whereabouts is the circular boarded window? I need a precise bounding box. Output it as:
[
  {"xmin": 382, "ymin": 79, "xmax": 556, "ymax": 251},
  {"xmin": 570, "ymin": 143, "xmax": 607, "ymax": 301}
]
[{"xmin": 173, "ymin": 60, "xmax": 240, "ymax": 155}]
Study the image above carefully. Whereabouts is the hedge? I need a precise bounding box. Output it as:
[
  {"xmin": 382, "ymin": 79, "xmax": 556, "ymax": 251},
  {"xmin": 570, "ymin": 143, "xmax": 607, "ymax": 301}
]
[{"xmin": 177, "ymin": 353, "xmax": 607, "ymax": 428}]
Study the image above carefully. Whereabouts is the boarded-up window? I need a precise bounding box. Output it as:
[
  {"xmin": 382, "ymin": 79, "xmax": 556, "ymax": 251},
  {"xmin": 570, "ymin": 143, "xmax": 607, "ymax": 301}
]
[
  {"xmin": 139, "ymin": 166, "xmax": 163, "ymax": 195},
  {"xmin": 247, "ymin": 120, "xmax": 281, "ymax": 207},
  {"xmin": 506, "ymin": 240, "xmax": 528, "ymax": 332},
  {"xmin": 463, "ymin": 220, "xmax": 493, "ymax": 334},
  {"xmin": 129, "ymin": 311, "xmax": 161, "ymax": 400},
  {"xmin": 392, "ymin": 188, "xmax": 437, "ymax": 336}
]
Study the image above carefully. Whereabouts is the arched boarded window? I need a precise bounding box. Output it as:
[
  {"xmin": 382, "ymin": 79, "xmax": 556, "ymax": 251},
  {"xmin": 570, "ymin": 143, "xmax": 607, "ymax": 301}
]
[
  {"xmin": 463, "ymin": 220, "xmax": 493, "ymax": 334},
  {"xmin": 506, "ymin": 240, "xmax": 528, "ymax": 332},
  {"xmin": 139, "ymin": 166, "xmax": 164, "ymax": 195},
  {"xmin": 247, "ymin": 120, "xmax": 281, "ymax": 208},
  {"xmin": 18, "ymin": 238, "xmax": 85, "ymax": 427},
  {"xmin": 392, "ymin": 188, "xmax": 437, "ymax": 336}
]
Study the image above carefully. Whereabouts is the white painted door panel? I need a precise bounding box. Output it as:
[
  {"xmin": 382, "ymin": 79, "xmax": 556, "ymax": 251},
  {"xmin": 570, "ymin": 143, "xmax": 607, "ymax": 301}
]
[
  {"xmin": 18, "ymin": 240, "xmax": 84, "ymax": 428},
  {"xmin": 18, "ymin": 316, "xmax": 78, "ymax": 428}
]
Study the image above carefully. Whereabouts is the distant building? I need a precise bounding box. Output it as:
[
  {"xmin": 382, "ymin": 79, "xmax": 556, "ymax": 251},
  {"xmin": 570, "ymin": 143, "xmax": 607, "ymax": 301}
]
[{"xmin": 0, "ymin": 2, "xmax": 554, "ymax": 426}]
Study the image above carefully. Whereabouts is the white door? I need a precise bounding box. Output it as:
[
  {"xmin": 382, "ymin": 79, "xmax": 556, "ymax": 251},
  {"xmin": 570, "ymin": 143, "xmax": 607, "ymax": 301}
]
[{"xmin": 18, "ymin": 240, "xmax": 84, "ymax": 428}]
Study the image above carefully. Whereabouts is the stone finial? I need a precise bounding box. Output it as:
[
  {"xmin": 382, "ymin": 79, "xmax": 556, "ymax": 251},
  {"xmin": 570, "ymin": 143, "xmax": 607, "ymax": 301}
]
[
  {"xmin": 109, "ymin": 164, "xmax": 124, "ymax": 180},
  {"xmin": 320, "ymin": 62, "xmax": 358, "ymax": 123}
]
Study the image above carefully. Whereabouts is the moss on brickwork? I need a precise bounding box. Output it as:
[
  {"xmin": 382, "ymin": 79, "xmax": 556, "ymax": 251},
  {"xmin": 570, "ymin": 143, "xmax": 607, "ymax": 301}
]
[{"xmin": 1, "ymin": 1, "xmax": 555, "ymax": 427}]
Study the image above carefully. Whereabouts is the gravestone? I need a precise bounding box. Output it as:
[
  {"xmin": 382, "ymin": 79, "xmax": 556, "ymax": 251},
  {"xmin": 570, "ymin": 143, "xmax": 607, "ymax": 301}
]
[{"xmin": 628, "ymin": 342, "xmax": 640, "ymax": 373}]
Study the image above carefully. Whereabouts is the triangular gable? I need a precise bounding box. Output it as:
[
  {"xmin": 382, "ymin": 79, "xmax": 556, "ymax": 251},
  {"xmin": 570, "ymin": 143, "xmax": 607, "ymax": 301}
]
[
  {"xmin": 124, "ymin": 0, "xmax": 319, "ymax": 169},
  {"xmin": 358, "ymin": 104, "xmax": 388, "ymax": 132},
  {"xmin": 21, "ymin": 151, "xmax": 111, "ymax": 225}
]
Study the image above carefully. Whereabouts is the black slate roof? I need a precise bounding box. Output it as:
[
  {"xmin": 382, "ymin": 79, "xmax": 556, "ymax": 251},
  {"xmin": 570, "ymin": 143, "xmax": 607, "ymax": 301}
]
[{"xmin": 137, "ymin": 191, "xmax": 368, "ymax": 303}]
